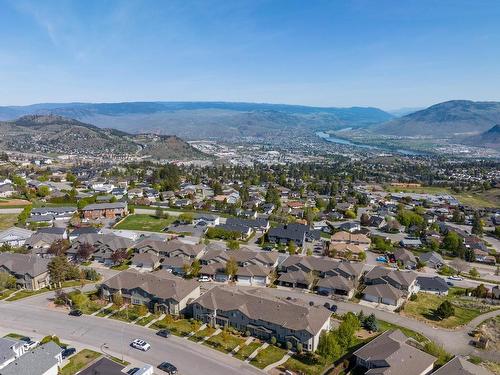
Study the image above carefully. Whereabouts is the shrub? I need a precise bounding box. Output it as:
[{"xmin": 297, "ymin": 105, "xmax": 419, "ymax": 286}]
[
  {"xmin": 435, "ymin": 300, "xmax": 455, "ymax": 320},
  {"xmin": 286, "ymin": 341, "xmax": 293, "ymax": 350},
  {"xmin": 409, "ymin": 294, "xmax": 418, "ymax": 301},
  {"xmin": 270, "ymin": 336, "xmax": 277, "ymax": 345},
  {"xmin": 296, "ymin": 343, "xmax": 303, "ymax": 353}
]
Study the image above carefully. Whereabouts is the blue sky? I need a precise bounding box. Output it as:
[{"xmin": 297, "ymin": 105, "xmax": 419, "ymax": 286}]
[{"xmin": 1, "ymin": 0, "xmax": 499, "ymax": 109}]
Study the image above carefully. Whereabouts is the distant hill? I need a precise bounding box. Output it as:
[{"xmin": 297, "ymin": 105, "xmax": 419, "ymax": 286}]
[
  {"xmin": 373, "ymin": 100, "xmax": 500, "ymax": 137},
  {"xmin": 465, "ymin": 124, "xmax": 500, "ymax": 150},
  {"xmin": 0, "ymin": 114, "xmax": 203, "ymax": 160},
  {"xmin": 0, "ymin": 101, "xmax": 394, "ymax": 139}
]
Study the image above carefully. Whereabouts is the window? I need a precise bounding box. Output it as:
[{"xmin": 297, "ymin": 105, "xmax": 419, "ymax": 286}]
[{"xmin": 132, "ymin": 299, "xmax": 141, "ymax": 305}]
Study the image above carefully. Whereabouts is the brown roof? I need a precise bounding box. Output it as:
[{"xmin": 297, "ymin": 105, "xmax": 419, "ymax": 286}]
[
  {"xmin": 331, "ymin": 231, "xmax": 370, "ymax": 244},
  {"xmin": 102, "ymin": 269, "xmax": 199, "ymax": 302},
  {"xmin": 317, "ymin": 275, "xmax": 354, "ymax": 292},
  {"xmin": 192, "ymin": 286, "xmax": 331, "ymax": 335},
  {"xmin": 131, "ymin": 253, "xmax": 160, "ymax": 267},
  {"xmin": 363, "ymin": 283, "xmax": 403, "ymax": 300},
  {"xmin": 354, "ymin": 330, "xmax": 436, "ymax": 375},
  {"xmin": 432, "ymin": 356, "xmax": 493, "ymax": 375},
  {"xmin": 365, "ymin": 266, "xmax": 417, "ymax": 289},
  {"xmin": 277, "ymin": 270, "xmax": 314, "ymax": 286}
]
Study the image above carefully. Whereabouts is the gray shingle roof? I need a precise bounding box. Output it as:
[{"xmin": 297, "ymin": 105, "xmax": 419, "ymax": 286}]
[
  {"xmin": 0, "ymin": 253, "xmax": 50, "ymax": 278},
  {"xmin": 0, "ymin": 341, "xmax": 61, "ymax": 375},
  {"xmin": 81, "ymin": 202, "xmax": 127, "ymax": 210},
  {"xmin": 432, "ymin": 356, "xmax": 493, "ymax": 375}
]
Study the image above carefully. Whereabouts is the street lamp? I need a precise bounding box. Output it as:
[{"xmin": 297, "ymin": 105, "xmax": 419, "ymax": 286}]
[{"xmin": 100, "ymin": 343, "xmax": 110, "ymax": 357}]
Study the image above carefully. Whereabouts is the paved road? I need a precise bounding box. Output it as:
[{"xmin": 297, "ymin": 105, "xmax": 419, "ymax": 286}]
[
  {"xmin": 0, "ymin": 297, "xmax": 263, "ymax": 375},
  {"xmin": 0, "ymin": 207, "xmax": 23, "ymax": 214}
]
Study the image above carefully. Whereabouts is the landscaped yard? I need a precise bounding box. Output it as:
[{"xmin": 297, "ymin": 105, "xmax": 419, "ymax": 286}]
[
  {"xmin": 0, "ymin": 213, "xmax": 18, "ymax": 229},
  {"xmin": 280, "ymin": 354, "xmax": 329, "ymax": 375},
  {"xmin": 233, "ymin": 341, "xmax": 262, "ymax": 361},
  {"xmin": 0, "ymin": 289, "xmax": 16, "ymax": 300},
  {"xmin": 5, "ymin": 287, "xmax": 50, "ymax": 301},
  {"xmin": 77, "ymin": 300, "xmax": 105, "ymax": 315},
  {"xmin": 378, "ymin": 320, "xmax": 428, "ymax": 343},
  {"xmin": 402, "ymin": 290, "xmax": 495, "ymax": 329},
  {"xmin": 111, "ymin": 305, "xmax": 148, "ymax": 322},
  {"xmin": 59, "ymin": 349, "xmax": 101, "ymax": 375},
  {"xmin": 204, "ymin": 331, "xmax": 246, "ymax": 353},
  {"xmin": 135, "ymin": 314, "xmax": 159, "ymax": 326},
  {"xmin": 188, "ymin": 326, "xmax": 216, "ymax": 342},
  {"xmin": 249, "ymin": 345, "xmax": 287, "ymax": 369},
  {"xmin": 153, "ymin": 318, "xmax": 200, "ymax": 337},
  {"xmin": 114, "ymin": 214, "xmax": 175, "ymax": 232},
  {"xmin": 96, "ymin": 304, "xmax": 121, "ymax": 317}
]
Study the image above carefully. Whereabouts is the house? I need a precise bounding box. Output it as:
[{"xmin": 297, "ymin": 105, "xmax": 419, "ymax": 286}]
[
  {"xmin": 191, "ymin": 286, "xmax": 332, "ymax": 351},
  {"xmin": 0, "ymin": 253, "xmax": 51, "ymax": 290},
  {"xmin": 0, "ymin": 341, "xmax": 63, "ymax": 375},
  {"xmin": 235, "ymin": 264, "xmax": 272, "ymax": 286},
  {"xmin": 193, "ymin": 213, "xmax": 220, "ymax": 227},
  {"xmin": 364, "ymin": 266, "xmax": 419, "ymax": 295},
  {"xmin": 418, "ymin": 251, "xmax": 444, "ymax": 269},
  {"xmin": 492, "ymin": 285, "xmax": 500, "ymax": 299},
  {"xmin": 67, "ymin": 233, "xmax": 132, "ymax": 265},
  {"xmin": 0, "ymin": 183, "xmax": 15, "ymax": 198},
  {"xmin": 261, "ymin": 203, "xmax": 275, "ymax": 215},
  {"xmin": 0, "ymin": 337, "xmax": 26, "ymax": 370},
  {"xmin": 0, "ymin": 227, "xmax": 34, "ymax": 247},
  {"xmin": 317, "ymin": 275, "xmax": 356, "ymax": 298},
  {"xmin": 417, "ymin": 276, "xmax": 449, "ymax": 295},
  {"xmin": 30, "ymin": 207, "xmax": 77, "ymax": 221},
  {"xmin": 101, "ymin": 269, "xmax": 200, "ymax": 315},
  {"xmin": 400, "ymin": 237, "xmax": 423, "ymax": 248},
  {"xmin": 277, "ymin": 270, "xmax": 314, "ymax": 289},
  {"xmin": 225, "ymin": 217, "xmax": 270, "ymax": 231},
  {"xmin": 339, "ymin": 222, "xmax": 361, "ymax": 233},
  {"xmin": 134, "ymin": 239, "xmax": 205, "ymax": 260},
  {"xmin": 393, "ymin": 248, "xmax": 417, "ymax": 269},
  {"xmin": 81, "ymin": 202, "xmax": 128, "ymax": 220},
  {"xmin": 353, "ymin": 330, "xmax": 436, "ymax": 375},
  {"xmin": 69, "ymin": 227, "xmax": 101, "ymax": 242},
  {"xmin": 330, "ymin": 231, "xmax": 371, "ymax": 249},
  {"xmin": 328, "ymin": 243, "xmax": 365, "ymax": 261},
  {"xmin": 432, "ymin": 356, "xmax": 493, "ymax": 375},
  {"xmin": 268, "ymin": 223, "xmax": 313, "ymax": 248},
  {"xmin": 131, "ymin": 253, "xmax": 161, "ymax": 271},
  {"xmin": 362, "ymin": 283, "xmax": 405, "ymax": 306},
  {"xmin": 161, "ymin": 257, "xmax": 191, "ymax": 275}
]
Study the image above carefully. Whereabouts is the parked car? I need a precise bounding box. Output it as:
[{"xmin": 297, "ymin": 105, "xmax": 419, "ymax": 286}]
[
  {"xmin": 158, "ymin": 362, "xmax": 178, "ymax": 374},
  {"xmin": 69, "ymin": 309, "xmax": 82, "ymax": 316},
  {"xmin": 446, "ymin": 281, "xmax": 454, "ymax": 286},
  {"xmin": 156, "ymin": 329, "xmax": 171, "ymax": 338},
  {"xmin": 131, "ymin": 339, "xmax": 151, "ymax": 351},
  {"xmin": 198, "ymin": 276, "xmax": 212, "ymax": 282},
  {"xmin": 62, "ymin": 348, "xmax": 76, "ymax": 359},
  {"xmin": 448, "ymin": 276, "xmax": 463, "ymax": 281},
  {"xmin": 20, "ymin": 337, "xmax": 39, "ymax": 350},
  {"xmin": 376, "ymin": 256, "xmax": 387, "ymax": 263},
  {"xmin": 323, "ymin": 302, "xmax": 337, "ymax": 313}
]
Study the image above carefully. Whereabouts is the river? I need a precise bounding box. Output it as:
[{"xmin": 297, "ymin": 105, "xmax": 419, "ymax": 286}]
[{"xmin": 316, "ymin": 131, "xmax": 424, "ymax": 156}]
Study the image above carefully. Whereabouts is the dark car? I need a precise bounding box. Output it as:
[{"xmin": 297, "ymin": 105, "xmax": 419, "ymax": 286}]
[
  {"xmin": 323, "ymin": 302, "xmax": 337, "ymax": 313},
  {"xmin": 62, "ymin": 347, "xmax": 76, "ymax": 359},
  {"xmin": 158, "ymin": 362, "xmax": 178, "ymax": 374},
  {"xmin": 156, "ymin": 329, "xmax": 171, "ymax": 338},
  {"xmin": 69, "ymin": 309, "xmax": 82, "ymax": 316}
]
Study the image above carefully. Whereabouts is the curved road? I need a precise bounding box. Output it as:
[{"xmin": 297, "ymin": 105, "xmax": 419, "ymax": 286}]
[{"xmin": 0, "ymin": 294, "xmax": 263, "ymax": 375}]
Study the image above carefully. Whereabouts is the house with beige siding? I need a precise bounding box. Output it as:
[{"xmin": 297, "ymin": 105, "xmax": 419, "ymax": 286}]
[{"xmin": 0, "ymin": 253, "xmax": 51, "ymax": 290}]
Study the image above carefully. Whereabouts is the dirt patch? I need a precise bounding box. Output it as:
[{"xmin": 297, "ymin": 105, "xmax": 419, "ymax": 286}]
[
  {"xmin": 355, "ymin": 328, "xmax": 378, "ymax": 340},
  {"xmin": 477, "ymin": 317, "xmax": 500, "ymax": 352},
  {"xmin": 0, "ymin": 199, "xmax": 31, "ymax": 206}
]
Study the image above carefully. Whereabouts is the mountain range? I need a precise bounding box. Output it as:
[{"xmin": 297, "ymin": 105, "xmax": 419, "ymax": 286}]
[{"xmin": 0, "ymin": 115, "xmax": 203, "ymax": 160}]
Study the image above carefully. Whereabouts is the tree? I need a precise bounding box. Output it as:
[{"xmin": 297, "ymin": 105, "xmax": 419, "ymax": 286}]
[
  {"xmin": 48, "ymin": 256, "xmax": 79, "ymax": 285},
  {"xmin": 469, "ymin": 267, "xmax": 480, "ymax": 278},
  {"xmin": 344, "ymin": 210, "xmax": 356, "ymax": 219},
  {"xmin": 296, "ymin": 342, "xmax": 303, "ymax": 353},
  {"xmin": 0, "ymin": 273, "xmax": 16, "ymax": 289},
  {"xmin": 190, "ymin": 259, "xmax": 201, "ymax": 277},
  {"xmin": 112, "ymin": 293, "xmax": 124, "ymax": 307},
  {"xmin": 227, "ymin": 240, "xmax": 240, "ymax": 250},
  {"xmin": 435, "ymin": 300, "xmax": 454, "ymax": 320},
  {"xmin": 443, "ymin": 232, "xmax": 461, "ymax": 254},
  {"xmin": 77, "ymin": 242, "xmax": 94, "ymax": 261},
  {"xmin": 178, "ymin": 213, "xmax": 193, "ymax": 224},
  {"xmin": 472, "ymin": 284, "xmax": 489, "ymax": 298},
  {"xmin": 37, "ymin": 185, "xmax": 50, "ymax": 197},
  {"xmin": 48, "ymin": 239, "xmax": 70, "ymax": 257},
  {"xmin": 360, "ymin": 213, "xmax": 370, "ymax": 226},
  {"xmin": 317, "ymin": 332, "xmax": 342, "ymax": 361},
  {"xmin": 111, "ymin": 249, "xmax": 128, "ymax": 265},
  {"xmin": 225, "ymin": 258, "xmax": 238, "ymax": 279},
  {"xmin": 155, "ymin": 207, "xmax": 164, "ymax": 219},
  {"xmin": 358, "ymin": 251, "xmax": 367, "ymax": 261},
  {"xmin": 472, "ymin": 213, "xmax": 483, "ymax": 236},
  {"xmin": 416, "ymin": 259, "xmax": 426, "ymax": 270},
  {"xmin": 270, "ymin": 336, "xmax": 277, "ymax": 345},
  {"xmin": 363, "ymin": 313, "xmax": 378, "ymax": 332},
  {"xmin": 450, "ymin": 258, "xmax": 468, "ymax": 275},
  {"xmin": 335, "ymin": 312, "xmax": 360, "ymax": 349},
  {"xmin": 287, "ymin": 240, "xmax": 297, "ymax": 255},
  {"xmin": 17, "ymin": 205, "xmax": 32, "ymax": 225}
]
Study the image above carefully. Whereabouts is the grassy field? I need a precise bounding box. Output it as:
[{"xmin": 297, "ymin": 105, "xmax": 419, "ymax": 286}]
[
  {"xmin": 204, "ymin": 332, "xmax": 246, "ymax": 353},
  {"xmin": 188, "ymin": 326, "xmax": 216, "ymax": 342},
  {"xmin": 135, "ymin": 314, "xmax": 159, "ymax": 326},
  {"xmin": 114, "ymin": 214, "xmax": 175, "ymax": 232},
  {"xmin": 111, "ymin": 305, "xmax": 148, "ymax": 323},
  {"xmin": 59, "ymin": 349, "xmax": 101, "ymax": 375},
  {"xmin": 0, "ymin": 213, "xmax": 18, "ymax": 229},
  {"xmin": 152, "ymin": 318, "xmax": 198, "ymax": 337},
  {"xmin": 281, "ymin": 354, "xmax": 328, "ymax": 375},
  {"xmin": 378, "ymin": 320, "xmax": 428, "ymax": 343},
  {"xmin": 250, "ymin": 345, "xmax": 287, "ymax": 369},
  {"xmin": 402, "ymin": 290, "xmax": 495, "ymax": 329},
  {"xmin": 234, "ymin": 341, "xmax": 262, "ymax": 361},
  {"xmin": 384, "ymin": 185, "xmax": 500, "ymax": 208}
]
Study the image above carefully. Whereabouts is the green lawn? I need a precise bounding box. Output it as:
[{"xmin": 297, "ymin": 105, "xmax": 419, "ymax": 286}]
[
  {"xmin": 78, "ymin": 300, "xmax": 105, "ymax": 315},
  {"xmin": 135, "ymin": 314, "xmax": 159, "ymax": 326},
  {"xmin": 5, "ymin": 287, "xmax": 50, "ymax": 301},
  {"xmin": 59, "ymin": 349, "xmax": 101, "ymax": 375},
  {"xmin": 153, "ymin": 318, "xmax": 199, "ymax": 337},
  {"xmin": 0, "ymin": 213, "xmax": 18, "ymax": 229},
  {"xmin": 234, "ymin": 341, "xmax": 262, "ymax": 361},
  {"xmin": 114, "ymin": 214, "xmax": 175, "ymax": 232},
  {"xmin": 204, "ymin": 332, "xmax": 246, "ymax": 353},
  {"xmin": 96, "ymin": 304, "xmax": 120, "ymax": 317},
  {"xmin": 250, "ymin": 345, "xmax": 287, "ymax": 369},
  {"xmin": 111, "ymin": 305, "xmax": 148, "ymax": 322},
  {"xmin": 378, "ymin": 320, "xmax": 428, "ymax": 343},
  {"xmin": 188, "ymin": 326, "xmax": 216, "ymax": 342},
  {"xmin": 0, "ymin": 289, "xmax": 16, "ymax": 300},
  {"xmin": 280, "ymin": 354, "xmax": 329, "ymax": 375},
  {"xmin": 4, "ymin": 333, "xmax": 26, "ymax": 339},
  {"xmin": 402, "ymin": 291, "xmax": 495, "ymax": 329}
]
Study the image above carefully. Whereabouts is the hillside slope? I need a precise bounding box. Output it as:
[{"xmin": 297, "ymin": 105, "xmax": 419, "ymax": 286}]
[
  {"xmin": 0, "ymin": 115, "xmax": 203, "ymax": 159},
  {"xmin": 373, "ymin": 100, "xmax": 500, "ymax": 137}
]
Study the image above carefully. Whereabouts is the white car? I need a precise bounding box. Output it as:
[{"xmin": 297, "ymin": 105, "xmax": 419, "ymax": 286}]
[
  {"xmin": 448, "ymin": 276, "xmax": 463, "ymax": 281},
  {"xmin": 130, "ymin": 339, "xmax": 151, "ymax": 351},
  {"xmin": 198, "ymin": 276, "xmax": 212, "ymax": 282}
]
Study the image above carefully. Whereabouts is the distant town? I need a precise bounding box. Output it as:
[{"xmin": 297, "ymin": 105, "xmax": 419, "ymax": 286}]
[{"xmin": 0, "ymin": 141, "xmax": 498, "ymax": 375}]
